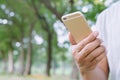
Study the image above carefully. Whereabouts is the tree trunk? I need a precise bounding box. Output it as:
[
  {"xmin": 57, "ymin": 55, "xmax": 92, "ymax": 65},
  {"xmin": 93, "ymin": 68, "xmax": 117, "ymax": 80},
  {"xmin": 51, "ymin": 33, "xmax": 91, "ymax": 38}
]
[
  {"xmin": 19, "ymin": 44, "xmax": 24, "ymax": 75},
  {"xmin": 1, "ymin": 51, "xmax": 7, "ymax": 72},
  {"xmin": 24, "ymin": 23, "xmax": 34, "ymax": 75},
  {"xmin": 71, "ymin": 60, "xmax": 79, "ymax": 80},
  {"xmin": 8, "ymin": 50, "xmax": 14, "ymax": 73},
  {"xmin": 19, "ymin": 26, "xmax": 25, "ymax": 75},
  {"xmin": 39, "ymin": 0, "xmax": 63, "ymax": 20},
  {"xmin": 46, "ymin": 33, "xmax": 52, "ymax": 76},
  {"xmin": 24, "ymin": 44, "xmax": 32, "ymax": 75},
  {"xmin": 52, "ymin": 58, "xmax": 57, "ymax": 75},
  {"xmin": 2, "ymin": 57, "xmax": 7, "ymax": 72},
  {"xmin": 31, "ymin": 1, "xmax": 53, "ymax": 76}
]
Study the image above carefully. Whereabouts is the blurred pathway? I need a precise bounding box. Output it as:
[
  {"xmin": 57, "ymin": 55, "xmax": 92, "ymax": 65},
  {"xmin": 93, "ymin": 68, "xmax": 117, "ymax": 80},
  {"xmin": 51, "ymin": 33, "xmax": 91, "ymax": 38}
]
[{"xmin": 0, "ymin": 75, "xmax": 70, "ymax": 80}]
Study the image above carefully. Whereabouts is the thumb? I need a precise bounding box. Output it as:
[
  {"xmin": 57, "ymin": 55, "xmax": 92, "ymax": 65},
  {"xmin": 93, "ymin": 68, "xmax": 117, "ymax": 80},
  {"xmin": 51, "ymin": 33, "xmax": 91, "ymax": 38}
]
[{"xmin": 68, "ymin": 32, "xmax": 77, "ymax": 45}]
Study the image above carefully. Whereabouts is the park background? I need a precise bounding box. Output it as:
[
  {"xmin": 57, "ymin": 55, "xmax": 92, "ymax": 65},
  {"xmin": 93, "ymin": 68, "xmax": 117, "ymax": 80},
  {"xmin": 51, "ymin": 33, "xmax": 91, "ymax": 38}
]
[{"xmin": 0, "ymin": 0, "xmax": 117, "ymax": 80}]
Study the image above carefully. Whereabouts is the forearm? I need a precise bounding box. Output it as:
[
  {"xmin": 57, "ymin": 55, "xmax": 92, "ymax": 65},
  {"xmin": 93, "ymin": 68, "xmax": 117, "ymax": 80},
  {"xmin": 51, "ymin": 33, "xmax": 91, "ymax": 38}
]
[{"xmin": 81, "ymin": 67, "xmax": 108, "ymax": 80}]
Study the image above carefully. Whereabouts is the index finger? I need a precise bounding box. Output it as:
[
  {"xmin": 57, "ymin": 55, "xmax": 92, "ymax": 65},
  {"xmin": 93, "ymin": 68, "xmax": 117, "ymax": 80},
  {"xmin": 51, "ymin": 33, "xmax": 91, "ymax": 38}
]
[
  {"xmin": 73, "ymin": 31, "xmax": 99, "ymax": 56},
  {"xmin": 68, "ymin": 32, "xmax": 77, "ymax": 45}
]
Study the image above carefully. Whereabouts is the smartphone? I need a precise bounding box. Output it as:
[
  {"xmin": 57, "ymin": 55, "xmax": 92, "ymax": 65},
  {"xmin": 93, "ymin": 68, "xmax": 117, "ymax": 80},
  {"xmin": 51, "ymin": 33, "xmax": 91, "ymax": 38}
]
[{"xmin": 61, "ymin": 11, "xmax": 92, "ymax": 43}]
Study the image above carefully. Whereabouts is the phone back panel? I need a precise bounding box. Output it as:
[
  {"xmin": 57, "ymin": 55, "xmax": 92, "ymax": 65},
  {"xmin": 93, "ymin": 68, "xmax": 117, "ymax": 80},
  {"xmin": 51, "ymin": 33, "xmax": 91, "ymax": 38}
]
[{"xmin": 62, "ymin": 12, "xmax": 92, "ymax": 43}]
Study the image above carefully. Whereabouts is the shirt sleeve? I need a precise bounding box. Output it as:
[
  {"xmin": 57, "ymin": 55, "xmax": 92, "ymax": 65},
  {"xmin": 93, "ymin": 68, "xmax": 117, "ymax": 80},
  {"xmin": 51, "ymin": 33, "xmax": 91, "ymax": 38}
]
[{"xmin": 91, "ymin": 11, "xmax": 107, "ymax": 47}]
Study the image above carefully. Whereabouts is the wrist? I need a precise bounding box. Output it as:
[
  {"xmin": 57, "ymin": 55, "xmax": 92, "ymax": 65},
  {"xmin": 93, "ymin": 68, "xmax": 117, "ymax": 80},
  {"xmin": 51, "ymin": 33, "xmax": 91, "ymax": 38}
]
[{"xmin": 80, "ymin": 70, "xmax": 92, "ymax": 76}]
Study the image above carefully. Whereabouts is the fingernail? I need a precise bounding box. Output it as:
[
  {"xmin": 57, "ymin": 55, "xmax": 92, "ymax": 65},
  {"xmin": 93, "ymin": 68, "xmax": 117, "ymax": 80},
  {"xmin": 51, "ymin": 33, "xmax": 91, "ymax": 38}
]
[{"xmin": 93, "ymin": 31, "xmax": 98, "ymax": 37}]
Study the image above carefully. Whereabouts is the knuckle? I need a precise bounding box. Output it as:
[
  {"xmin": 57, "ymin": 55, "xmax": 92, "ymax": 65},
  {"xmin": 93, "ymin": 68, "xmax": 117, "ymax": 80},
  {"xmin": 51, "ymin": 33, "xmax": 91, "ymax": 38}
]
[
  {"xmin": 84, "ymin": 46, "xmax": 90, "ymax": 53},
  {"xmin": 95, "ymin": 49, "xmax": 102, "ymax": 55},
  {"xmin": 95, "ymin": 46, "xmax": 105, "ymax": 54},
  {"xmin": 79, "ymin": 42, "xmax": 85, "ymax": 49},
  {"xmin": 84, "ymin": 48, "xmax": 89, "ymax": 54},
  {"xmin": 94, "ymin": 50, "xmax": 99, "ymax": 55}
]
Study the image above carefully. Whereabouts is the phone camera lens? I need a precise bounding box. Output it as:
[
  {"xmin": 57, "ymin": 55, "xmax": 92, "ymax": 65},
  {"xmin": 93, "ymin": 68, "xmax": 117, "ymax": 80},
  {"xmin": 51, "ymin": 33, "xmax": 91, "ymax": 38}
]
[{"xmin": 63, "ymin": 17, "xmax": 67, "ymax": 20}]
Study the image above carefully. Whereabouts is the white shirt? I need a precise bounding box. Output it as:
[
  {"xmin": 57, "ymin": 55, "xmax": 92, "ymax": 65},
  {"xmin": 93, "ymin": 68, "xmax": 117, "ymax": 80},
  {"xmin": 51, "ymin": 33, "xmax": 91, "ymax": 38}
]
[{"xmin": 92, "ymin": 1, "xmax": 120, "ymax": 80}]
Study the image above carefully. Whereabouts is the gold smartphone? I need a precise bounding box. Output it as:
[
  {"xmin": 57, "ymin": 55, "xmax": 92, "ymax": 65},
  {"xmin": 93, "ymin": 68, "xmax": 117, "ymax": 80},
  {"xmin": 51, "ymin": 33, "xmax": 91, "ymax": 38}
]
[{"xmin": 61, "ymin": 11, "xmax": 92, "ymax": 43}]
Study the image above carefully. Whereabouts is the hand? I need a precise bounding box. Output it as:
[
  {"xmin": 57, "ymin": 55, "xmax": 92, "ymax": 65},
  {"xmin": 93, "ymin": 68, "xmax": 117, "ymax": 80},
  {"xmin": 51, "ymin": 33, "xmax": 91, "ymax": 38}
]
[{"xmin": 69, "ymin": 31, "xmax": 106, "ymax": 74}]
